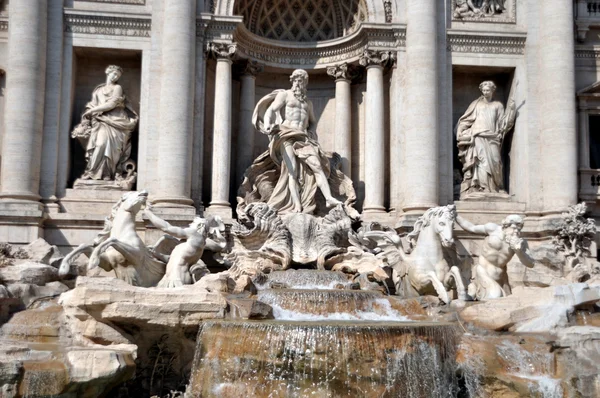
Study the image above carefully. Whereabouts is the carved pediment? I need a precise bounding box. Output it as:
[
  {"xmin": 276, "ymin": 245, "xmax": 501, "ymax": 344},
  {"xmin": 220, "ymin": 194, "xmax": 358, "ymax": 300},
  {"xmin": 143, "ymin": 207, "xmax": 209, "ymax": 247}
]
[{"xmin": 578, "ymin": 80, "xmax": 600, "ymax": 97}]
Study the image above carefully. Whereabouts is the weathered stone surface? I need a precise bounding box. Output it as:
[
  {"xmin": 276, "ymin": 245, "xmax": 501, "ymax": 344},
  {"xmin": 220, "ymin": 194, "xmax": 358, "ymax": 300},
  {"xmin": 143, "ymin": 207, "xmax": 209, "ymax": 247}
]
[
  {"xmin": 59, "ymin": 276, "xmax": 228, "ymax": 328},
  {"xmin": 0, "ymin": 262, "xmax": 59, "ymax": 285},
  {"xmin": 226, "ymin": 295, "xmax": 273, "ymax": 319},
  {"xmin": 194, "ymin": 272, "xmax": 235, "ymax": 293},
  {"xmin": 6, "ymin": 281, "xmax": 69, "ymax": 307},
  {"xmin": 22, "ymin": 237, "xmax": 63, "ymax": 266},
  {"xmin": 459, "ymin": 283, "xmax": 600, "ymax": 332}
]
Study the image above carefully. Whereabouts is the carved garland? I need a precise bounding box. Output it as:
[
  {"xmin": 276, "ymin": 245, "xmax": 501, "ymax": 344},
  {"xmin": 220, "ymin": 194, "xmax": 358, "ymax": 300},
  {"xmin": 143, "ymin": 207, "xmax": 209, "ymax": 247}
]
[
  {"xmin": 447, "ymin": 34, "xmax": 526, "ymax": 55},
  {"xmin": 64, "ymin": 14, "xmax": 151, "ymax": 37}
]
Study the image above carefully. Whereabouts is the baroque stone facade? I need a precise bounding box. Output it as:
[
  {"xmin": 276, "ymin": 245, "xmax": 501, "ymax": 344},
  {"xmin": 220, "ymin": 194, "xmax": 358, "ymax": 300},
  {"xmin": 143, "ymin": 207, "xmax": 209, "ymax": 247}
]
[{"xmin": 0, "ymin": 0, "xmax": 594, "ymax": 261}]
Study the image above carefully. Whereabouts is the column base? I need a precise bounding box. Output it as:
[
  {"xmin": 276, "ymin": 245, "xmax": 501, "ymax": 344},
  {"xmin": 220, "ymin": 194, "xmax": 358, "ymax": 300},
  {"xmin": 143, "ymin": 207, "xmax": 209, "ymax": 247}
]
[
  {"xmin": 361, "ymin": 208, "xmax": 393, "ymax": 224},
  {"xmin": 205, "ymin": 202, "xmax": 233, "ymax": 221},
  {"xmin": 0, "ymin": 200, "xmax": 44, "ymax": 244}
]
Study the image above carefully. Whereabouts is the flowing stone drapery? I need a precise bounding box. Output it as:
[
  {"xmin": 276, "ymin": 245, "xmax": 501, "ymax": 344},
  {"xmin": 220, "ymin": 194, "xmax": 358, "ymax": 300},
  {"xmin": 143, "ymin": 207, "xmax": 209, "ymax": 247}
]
[
  {"xmin": 155, "ymin": 0, "xmax": 196, "ymax": 206},
  {"xmin": 207, "ymin": 43, "xmax": 236, "ymax": 219},
  {"xmin": 539, "ymin": 0, "xmax": 577, "ymax": 210},
  {"xmin": 236, "ymin": 61, "xmax": 262, "ymax": 186},
  {"xmin": 403, "ymin": 0, "xmax": 439, "ymax": 212},
  {"xmin": 327, "ymin": 63, "xmax": 353, "ymax": 177},
  {"xmin": 0, "ymin": 0, "xmax": 47, "ymax": 202},
  {"xmin": 360, "ymin": 51, "xmax": 394, "ymax": 214}
]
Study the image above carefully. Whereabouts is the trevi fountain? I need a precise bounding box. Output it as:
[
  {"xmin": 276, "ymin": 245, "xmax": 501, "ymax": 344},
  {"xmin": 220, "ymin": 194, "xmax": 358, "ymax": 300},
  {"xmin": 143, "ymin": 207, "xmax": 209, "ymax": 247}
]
[{"xmin": 0, "ymin": 1, "xmax": 600, "ymax": 397}]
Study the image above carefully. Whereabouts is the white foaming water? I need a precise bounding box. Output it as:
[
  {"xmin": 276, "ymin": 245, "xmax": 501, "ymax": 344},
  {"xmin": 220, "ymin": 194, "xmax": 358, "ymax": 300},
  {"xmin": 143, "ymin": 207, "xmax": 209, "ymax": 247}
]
[
  {"xmin": 497, "ymin": 340, "xmax": 562, "ymax": 398},
  {"xmin": 270, "ymin": 298, "xmax": 411, "ymax": 321}
]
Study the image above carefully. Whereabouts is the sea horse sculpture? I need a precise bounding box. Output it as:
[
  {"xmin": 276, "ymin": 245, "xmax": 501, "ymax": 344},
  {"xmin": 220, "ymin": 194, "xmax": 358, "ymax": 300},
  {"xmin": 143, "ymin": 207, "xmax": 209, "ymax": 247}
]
[
  {"xmin": 59, "ymin": 190, "xmax": 166, "ymax": 287},
  {"xmin": 350, "ymin": 205, "xmax": 467, "ymax": 303}
]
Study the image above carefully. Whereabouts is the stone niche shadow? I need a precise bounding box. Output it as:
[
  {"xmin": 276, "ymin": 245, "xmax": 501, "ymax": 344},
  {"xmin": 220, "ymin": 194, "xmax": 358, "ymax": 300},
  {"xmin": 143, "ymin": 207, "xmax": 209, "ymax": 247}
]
[
  {"xmin": 451, "ymin": 65, "xmax": 515, "ymax": 200},
  {"xmin": 68, "ymin": 47, "xmax": 142, "ymax": 188}
]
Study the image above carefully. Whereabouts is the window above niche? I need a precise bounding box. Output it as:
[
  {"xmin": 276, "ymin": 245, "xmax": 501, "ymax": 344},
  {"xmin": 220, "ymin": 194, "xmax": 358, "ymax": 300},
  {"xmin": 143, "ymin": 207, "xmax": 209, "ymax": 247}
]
[{"xmin": 234, "ymin": 0, "xmax": 368, "ymax": 42}]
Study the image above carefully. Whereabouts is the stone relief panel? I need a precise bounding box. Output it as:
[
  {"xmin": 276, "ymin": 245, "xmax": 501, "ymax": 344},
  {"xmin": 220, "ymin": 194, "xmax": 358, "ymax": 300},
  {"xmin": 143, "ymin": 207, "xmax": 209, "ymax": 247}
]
[
  {"xmin": 452, "ymin": 0, "xmax": 516, "ymax": 24},
  {"xmin": 64, "ymin": 14, "xmax": 151, "ymax": 37}
]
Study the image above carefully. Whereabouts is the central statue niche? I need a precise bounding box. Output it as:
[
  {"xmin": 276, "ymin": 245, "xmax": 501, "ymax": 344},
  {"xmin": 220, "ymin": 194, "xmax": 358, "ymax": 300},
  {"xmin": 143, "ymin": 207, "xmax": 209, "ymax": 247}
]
[{"xmin": 237, "ymin": 69, "xmax": 356, "ymax": 217}]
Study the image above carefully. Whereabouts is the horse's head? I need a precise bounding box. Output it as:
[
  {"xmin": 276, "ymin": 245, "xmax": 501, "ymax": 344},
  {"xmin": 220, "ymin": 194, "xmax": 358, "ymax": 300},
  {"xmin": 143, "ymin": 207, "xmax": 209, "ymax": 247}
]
[
  {"xmin": 118, "ymin": 190, "xmax": 148, "ymax": 214},
  {"xmin": 407, "ymin": 205, "xmax": 457, "ymax": 249},
  {"xmin": 432, "ymin": 205, "xmax": 456, "ymax": 248}
]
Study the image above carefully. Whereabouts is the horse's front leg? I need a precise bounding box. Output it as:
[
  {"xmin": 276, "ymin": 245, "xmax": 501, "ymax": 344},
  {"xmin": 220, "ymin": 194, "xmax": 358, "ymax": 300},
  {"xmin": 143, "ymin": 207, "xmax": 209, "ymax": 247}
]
[
  {"xmin": 444, "ymin": 266, "xmax": 468, "ymax": 301},
  {"xmin": 88, "ymin": 238, "xmax": 119, "ymax": 271},
  {"xmin": 101, "ymin": 239, "xmax": 144, "ymax": 267},
  {"xmin": 59, "ymin": 243, "xmax": 94, "ymax": 277},
  {"xmin": 422, "ymin": 271, "xmax": 450, "ymax": 304}
]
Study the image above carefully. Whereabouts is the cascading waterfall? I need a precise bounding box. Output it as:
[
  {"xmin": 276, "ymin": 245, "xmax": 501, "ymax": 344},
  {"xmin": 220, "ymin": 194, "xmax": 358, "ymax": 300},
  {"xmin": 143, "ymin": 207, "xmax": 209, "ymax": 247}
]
[{"xmin": 188, "ymin": 271, "xmax": 465, "ymax": 397}]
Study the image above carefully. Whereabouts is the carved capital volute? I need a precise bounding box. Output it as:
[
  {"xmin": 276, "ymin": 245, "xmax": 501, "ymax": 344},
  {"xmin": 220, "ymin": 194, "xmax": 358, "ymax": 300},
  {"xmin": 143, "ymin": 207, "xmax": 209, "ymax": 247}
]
[
  {"xmin": 327, "ymin": 63, "xmax": 352, "ymax": 81},
  {"xmin": 243, "ymin": 60, "xmax": 264, "ymax": 77},
  {"xmin": 358, "ymin": 49, "xmax": 396, "ymax": 69},
  {"xmin": 206, "ymin": 42, "xmax": 237, "ymax": 61}
]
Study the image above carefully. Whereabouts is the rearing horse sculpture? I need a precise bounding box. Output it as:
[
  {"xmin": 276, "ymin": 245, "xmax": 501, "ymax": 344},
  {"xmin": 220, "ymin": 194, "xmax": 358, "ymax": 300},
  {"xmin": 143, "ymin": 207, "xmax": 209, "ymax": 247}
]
[
  {"xmin": 394, "ymin": 205, "xmax": 467, "ymax": 304},
  {"xmin": 59, "ymin": 190, "xmax": 166, "ymax": 287}
]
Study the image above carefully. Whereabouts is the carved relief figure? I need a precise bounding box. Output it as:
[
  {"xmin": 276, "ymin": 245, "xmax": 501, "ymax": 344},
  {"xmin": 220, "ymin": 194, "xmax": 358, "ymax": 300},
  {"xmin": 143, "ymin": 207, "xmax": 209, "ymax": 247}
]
[
  {"xmin": 144, "ymin": 207, "xmax": 227, "ymax": 288},
  {"xmin": 455, "ymin": 81, "xmax": 515, "ymax": 197},
  {"xmin": 238, "ymin": 69, "xmax": 355, "ymax": 216},
  {"xmin": 457, "ymin": 214, "xmax": 534, "ymax": 300},
  {"xmin": 71, "ymin": 65, "xmax": 138, "ymax": 189},
  {"xmin": 454, "ymin": 0, "xmax": 507, "ymax": 19}
]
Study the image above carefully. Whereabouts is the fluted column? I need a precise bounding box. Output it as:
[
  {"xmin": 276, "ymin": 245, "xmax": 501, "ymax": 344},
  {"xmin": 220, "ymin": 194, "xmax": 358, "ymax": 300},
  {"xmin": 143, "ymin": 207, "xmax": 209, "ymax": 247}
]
[
  {"xmin": 539, "ymin": 0, "xmax": 577, "ymax": 210},
  {"xmin": 39, "ymin": 0, "xmax": 64, "ymax": 211},
  {"xmin": 236, "ymin": 61, "xmax": 262, "ymax": 185},
  {"xmin": 207, "ymin": 43, "xmax": 236, "ymax": 219},
  {"xmin": 0, "ymin": 0, "xmax": 48, "ymax": 202},
  {"xmin": 327, "ymin": 63, "xmax": 353, "ymax": 177},
  {"xmin": 155, "ymin": 0, "xmax": 196, "ymax": 206},
  {"xmin": 403, "ymin": 0, "xmax": 438, "ymax": 212},
  {"xmin": 360, "ymin": 51, "xmax": 393, "ymax": 214}
]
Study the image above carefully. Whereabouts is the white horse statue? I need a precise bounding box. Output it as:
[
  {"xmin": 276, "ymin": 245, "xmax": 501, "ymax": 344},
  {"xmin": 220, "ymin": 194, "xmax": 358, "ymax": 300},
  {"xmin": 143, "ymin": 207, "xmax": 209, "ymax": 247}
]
[
  {"xmin": 59, "ymin": 190, "xmax": 166, "ymax": 287},
  {"xmin": 393, "ymin": 205, "xmax": 467, "ymax": 304}
]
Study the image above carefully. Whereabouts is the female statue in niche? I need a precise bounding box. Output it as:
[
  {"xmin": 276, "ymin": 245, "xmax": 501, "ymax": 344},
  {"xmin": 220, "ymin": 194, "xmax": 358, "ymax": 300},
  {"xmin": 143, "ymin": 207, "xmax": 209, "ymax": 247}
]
[
  {"xmin": 71, "ymin": 65, "xmax": 138, "ymax": 190},
  {"xmin": 455, "ymin": 80, "xmax": 515, "ymax": 197}
]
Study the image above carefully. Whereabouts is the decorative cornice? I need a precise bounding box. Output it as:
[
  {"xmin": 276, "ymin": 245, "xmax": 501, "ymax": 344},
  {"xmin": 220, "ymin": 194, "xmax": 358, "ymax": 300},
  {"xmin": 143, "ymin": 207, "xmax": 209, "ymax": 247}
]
[
  {"xmin": 78, "ymin": 0, "xmax": 146, "ymax": 4},
  {"xmin": 447, "ymin": 33, "xmax": 526, "ymax": 55},
  {"xmin": 576, "ymin": 48, "xmax": 600, "ymax": 59},
  {"xmin": 231, "ymin": 23, "xmax": 405, "ymax": 69},
  {"xmin": 196, "ymin": 14, "xmax": 242, "ymax": 41},
  {"xmin": 358, "ymin": 49, "xmax": 396, "ymax": 68},
  {"xmin": 64, "ymin": 13, "xmax": 151, "ymax": 37},
  {"xmin": 451, "ymin": 0, "xmax": 516, "ymax": 24}
]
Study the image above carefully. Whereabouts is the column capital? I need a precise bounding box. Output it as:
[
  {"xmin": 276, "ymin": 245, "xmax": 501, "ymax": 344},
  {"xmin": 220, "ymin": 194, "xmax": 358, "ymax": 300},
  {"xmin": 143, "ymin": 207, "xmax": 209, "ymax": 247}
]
[
  {"xmin": 242, "ymin": 60, "xmax": 263, "ymax": 77},
  {"xmin": 358, "ymin": 49, "xmax": 396, "ymax": 69},
  {"xmin": 206, "ymin": 42, "xmax": 237, "ymax": 61},
  {"xmin": 326, "ymin": 63, "xmax": 359, "ymax": 82}
]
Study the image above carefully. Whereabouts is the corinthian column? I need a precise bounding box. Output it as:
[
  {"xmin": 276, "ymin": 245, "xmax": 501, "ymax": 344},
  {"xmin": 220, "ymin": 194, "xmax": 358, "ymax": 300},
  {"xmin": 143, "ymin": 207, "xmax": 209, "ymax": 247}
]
[
  {"xmin": 0, "ymin": 0, "xmax": 48, "ymax": 202},
  {"xmin": 236, "ymin": 61, "xmax": 262, "ymax": 186},
  {"xmin": 359, "ymin": 50, "xmax": 394, "ymax": 214},
  {"xmin": 207, "ymin": 43, "xmax": 236, "ymax": 219},
  {"xmin": 327, "ymin": 63, "xmax": 353, "ymax": 177},
  {"xmin": 403, "ymin": 0, "xmax": 439, "ymax": 212},
  {"xmin": 539, "ymin": 0, "xmax": 577, "ymax": 210},
  {"xmin": 154, "ymin": 0, "xmax": 196, "ymax": 207}
]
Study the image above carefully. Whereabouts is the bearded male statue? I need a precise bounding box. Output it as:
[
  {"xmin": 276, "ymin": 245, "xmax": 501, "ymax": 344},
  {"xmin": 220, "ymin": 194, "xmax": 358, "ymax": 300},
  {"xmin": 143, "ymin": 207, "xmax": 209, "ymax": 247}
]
[
  {"xmin": 456, "ymin": 214, "xmax": 535, "ymax": 300},
  {"xmin": 237, "ymin": 69, "xmax": 356, "ymax": 217}
]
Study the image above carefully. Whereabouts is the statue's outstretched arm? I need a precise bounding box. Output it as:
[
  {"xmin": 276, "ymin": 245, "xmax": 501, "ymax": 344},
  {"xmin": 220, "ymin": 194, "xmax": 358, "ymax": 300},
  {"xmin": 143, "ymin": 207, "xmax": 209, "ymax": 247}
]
[
  {"xmin": 145, "ymin": 209, "xmax": 188, "ymax": 239},
  {"xmin": 456, "ymin": 215, "xmax": 488, "ymax": 235}
]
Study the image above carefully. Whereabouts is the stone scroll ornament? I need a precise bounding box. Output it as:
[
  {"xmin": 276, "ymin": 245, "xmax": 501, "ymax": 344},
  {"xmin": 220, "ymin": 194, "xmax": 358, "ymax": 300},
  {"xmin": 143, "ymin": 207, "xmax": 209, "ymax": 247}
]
[
  {"xmin": 236, "ymin": 68, "xmax": 357, "ymax": 218},
  {"xmin": 455, "ymin": 80, "xmax": 516, "ymax": 198},
  {"xmin": 71, "ymin": 65, "xmax": 139, "ymax": 190}
]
